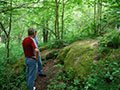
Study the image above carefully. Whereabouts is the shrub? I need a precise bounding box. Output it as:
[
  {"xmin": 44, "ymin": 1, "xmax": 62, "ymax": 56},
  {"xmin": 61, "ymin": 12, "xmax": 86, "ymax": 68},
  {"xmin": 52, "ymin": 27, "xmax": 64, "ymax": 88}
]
[
  {"xmin": 85, "ymin": 58, "xmax": 120, "ymax": 90},
  {"xmin": 0, "ymin": 62, "xmax": 28, "ymax": 90},
  {"xmin": 99, "ymin": 31, "xmax": 120, "ymax": 49},
  {"xmin": 47, "ymin": 67, "xmax": 83, "ymax": 90}
]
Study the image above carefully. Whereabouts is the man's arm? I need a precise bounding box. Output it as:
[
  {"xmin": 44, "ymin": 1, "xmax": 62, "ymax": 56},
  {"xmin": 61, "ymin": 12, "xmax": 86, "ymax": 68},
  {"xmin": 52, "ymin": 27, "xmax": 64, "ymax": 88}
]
[
  {"xmin": 35, "ymin": 36, "xmax": 39, "ymax": 47},
  {"xmin": 31, "ymin": 38, "xmax": 39, "ymax": 61},
  {"xmin": 34, "ymin": 48, "xmax": 39, "ymax": 60}
]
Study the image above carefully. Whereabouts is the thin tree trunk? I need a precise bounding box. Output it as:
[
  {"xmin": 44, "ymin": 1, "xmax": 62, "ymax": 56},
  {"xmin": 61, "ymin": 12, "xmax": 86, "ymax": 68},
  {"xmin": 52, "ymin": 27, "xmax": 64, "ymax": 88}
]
[
  {"xmin": 0, "ymin": 23, "xmax": 8, "ymax": 47},
  {"xmin": 43, "ymin": 27, "xmax": 46, "ymax": 43},
  {"xmin": 97, "ymin": 0, "xmax": 102, "ymax": 35},
  {"xmin": 0, "ymin": 22, "xmax": 8, "ymax": 38},
  {"xmin": 97, "ymin": 0, "xmax": 100, "ymax": 33},
  {"xmin": 43, "ymin": 20, "xmax": 46, "ymax": 43},
  {"xmin": 55, "ymin": 17, "xmax": 57, "ymax": 39},
  {"xmin": 18, "ymin": 29, "xmax": 24, "ymax": 46},
  {"xmin": 99, "ymin": 0, "xmax": 102, "ymax": 35},
  {"xmin": 7, "ymin": 0, "xmax": 12, "ymax": 63},
  {"xmin": 55, "ymin": 0, "xmax": 59, "ymax": 39},
  {"xmin": 0, "ymin": 0, "xmax": 12, "ymax": 63},
  {"xmin": 61, "ymin": 0, "xmax": 65, "ymax": 39},
  {"xmin": 45, "ymin": 20, "xmax": 48, "ymax": 42},
  {"xmin": 18, "ymin": 34, "xmax": 21, "ymax": 46},
  {"xmin": 94, "ymin": 0, "xmax": 97, "ymax": 35}
]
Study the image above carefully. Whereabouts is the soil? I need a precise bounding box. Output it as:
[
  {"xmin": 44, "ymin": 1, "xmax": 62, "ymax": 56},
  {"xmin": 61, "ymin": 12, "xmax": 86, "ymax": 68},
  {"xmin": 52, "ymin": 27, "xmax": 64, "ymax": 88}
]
[{"xmin": 35, "ymin": 59, "xmax": 60, "ymax": 90}]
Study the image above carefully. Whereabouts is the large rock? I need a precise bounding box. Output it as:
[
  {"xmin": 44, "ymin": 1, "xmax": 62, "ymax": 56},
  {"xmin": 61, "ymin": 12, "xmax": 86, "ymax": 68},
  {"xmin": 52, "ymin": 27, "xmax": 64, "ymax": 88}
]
[
  {"xmin": 8, "ymin": 59, "xmax": 25, "ymax": 74},
  {"xmin": 39, "ymin": 46, "xmax": 48, "ymax": 52},
  {"xmin": 9, "ymin": 49, "xmax": 59, "ymax": 74},
  {"xmin": 40, "ymin": 49, "xmax": 60, "ymax": 60},
  {"xmin": 57, "ymin": 39, "xmax": 98, "ymax": 78}
]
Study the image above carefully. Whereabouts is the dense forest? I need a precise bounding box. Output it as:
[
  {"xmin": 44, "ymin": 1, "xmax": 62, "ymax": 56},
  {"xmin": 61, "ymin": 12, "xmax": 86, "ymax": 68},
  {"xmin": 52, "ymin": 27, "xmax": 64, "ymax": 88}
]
[{"xmin": 0, "ymin": 0, "xmax": 120, "ymax": 90}]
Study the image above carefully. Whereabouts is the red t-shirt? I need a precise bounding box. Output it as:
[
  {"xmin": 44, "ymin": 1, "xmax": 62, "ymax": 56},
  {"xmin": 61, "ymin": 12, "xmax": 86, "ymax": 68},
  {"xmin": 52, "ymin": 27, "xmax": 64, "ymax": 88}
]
[{"xmin": 22, "ymin": 37, "xmax": 37, "ymax": 58}]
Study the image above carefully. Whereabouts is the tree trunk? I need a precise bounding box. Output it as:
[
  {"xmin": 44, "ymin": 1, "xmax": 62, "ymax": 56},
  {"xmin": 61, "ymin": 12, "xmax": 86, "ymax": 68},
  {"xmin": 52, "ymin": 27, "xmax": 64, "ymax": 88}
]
[
  {"xmin": 7, "ymin": 0, "xmax": 12, "ymax": 63},
  {"xmin": 94, "ymin": 0, "xmax": 97, "ymax": 35},
  {"xmin": 61, "ymin": 0, "xmax": 65, "ymax": 39},
  {"xmin": 55, "ymin": 18, "xmax": 57, "ymax": 39},
  {"xmin": 97, "ymin": 0, "xmax": 102, "ymax": 35},
  {"xmin": 43, "ymin": 27, "xmax": 46, "ymax": 43},
  {"xmin": 0, "ymin": 0, "xmax": 12, "ymax": 63},
  {"xmin": 18, "ymin": 29, "xmax": 24, "ymax": 46},
  {"xmin": 18, "ymin": 34, "xmax": 21, "ymax": 46},
  {"xmin": 43, "ymin": 20, "xmax": 49, "ymax": 43},
  {"xmin": 55, "ymin": 0, "xmax": 59, "ymax": 39},
  {"xmin": 97, "ymin": 0, "xmax": 100, "ymax": 33},
  {"xmin": 45, "ymin": 20, "xmax": 48, "ymax": 42},
  {"xmin": 99, "ymin": 0, "xmax": 102, "ymax": 35},
  {"xmin": 0, "ymin": 23, "xmax": 8, "ymax": 48}
]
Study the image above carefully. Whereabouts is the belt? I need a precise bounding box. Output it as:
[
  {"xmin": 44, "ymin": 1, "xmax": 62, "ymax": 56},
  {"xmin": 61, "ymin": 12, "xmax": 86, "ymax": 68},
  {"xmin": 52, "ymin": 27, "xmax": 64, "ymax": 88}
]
[
  {"xmin": 29, "ymin": 58, "xmax": 36, "ymax": 60},
  {"xmin": 26, "ymin": 57, "xmax": 36, "ymax": 60}
]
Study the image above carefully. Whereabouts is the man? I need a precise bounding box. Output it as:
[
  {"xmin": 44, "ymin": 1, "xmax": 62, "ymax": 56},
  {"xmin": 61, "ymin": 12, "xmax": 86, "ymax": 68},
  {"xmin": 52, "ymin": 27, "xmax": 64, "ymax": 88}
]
[
  {"xmin": 22, "ymin": 28, "xmax": 39, "ymax": 90},
  {"xmin": 34, "ymin": 30, "xmax": 46, "ymax": 77}
]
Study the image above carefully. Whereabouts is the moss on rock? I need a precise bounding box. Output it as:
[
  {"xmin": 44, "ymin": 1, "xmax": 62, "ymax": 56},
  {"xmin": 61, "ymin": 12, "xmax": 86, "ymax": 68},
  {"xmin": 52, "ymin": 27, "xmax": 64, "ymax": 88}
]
[
  {"xmin": 40, "ymin": 46, "xmax": 48, "ymax": 51},
  {"xmin": 57, "ymin": 39, "xmax": 98, "ymax": 78},
  {"xmin": 41, "ymin": 49, "xmax": 60, "ymax": 60},
  {"xmin": 8, "ymin": 59, "xmax": 25, "ymax": 74}
]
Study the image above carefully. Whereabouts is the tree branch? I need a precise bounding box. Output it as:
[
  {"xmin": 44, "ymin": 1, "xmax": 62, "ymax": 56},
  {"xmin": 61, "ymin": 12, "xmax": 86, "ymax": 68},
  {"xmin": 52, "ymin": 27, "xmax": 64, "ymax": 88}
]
[
  {"xmin": 31, "ymin": 21, "xmax": 57, "ymax": 38},
  {"xmin": 0, "ymin": 22, "xmax": 8, "ymax": 37},
  {"xmin": 0, "ymin": 1, "xmax": 44, "ymax": 13}
]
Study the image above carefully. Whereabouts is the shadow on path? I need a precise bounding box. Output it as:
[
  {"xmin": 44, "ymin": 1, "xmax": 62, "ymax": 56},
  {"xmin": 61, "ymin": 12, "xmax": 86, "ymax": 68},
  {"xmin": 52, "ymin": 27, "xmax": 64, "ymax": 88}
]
[{"xmin": 35, "ymin": 59, "xmax": 60, "ymax": 90}]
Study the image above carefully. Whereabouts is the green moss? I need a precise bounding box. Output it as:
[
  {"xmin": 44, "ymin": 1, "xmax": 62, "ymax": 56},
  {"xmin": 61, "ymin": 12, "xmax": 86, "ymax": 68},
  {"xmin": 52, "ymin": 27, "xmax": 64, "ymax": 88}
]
[
  {"xmin": 57, "ymin": 47, "xmax": 71, "ymax": 63},
  {"xmin": 40, "ymin": 46, "xmax": 48, "ymax": 51},
  {"xmin": 8, "ymin": 59, "xmax": 25, "ymax": 74},
  {"xmin": 41, "ymin": 49, "xmax": 60, "ymax": 60},
  {"xmin": 57, "ymin": 39, "xmax": 98, "ymax": 78}
]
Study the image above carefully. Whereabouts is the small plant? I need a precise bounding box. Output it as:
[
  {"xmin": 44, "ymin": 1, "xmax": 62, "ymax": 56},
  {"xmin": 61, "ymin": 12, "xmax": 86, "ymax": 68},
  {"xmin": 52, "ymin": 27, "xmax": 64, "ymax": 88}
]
[
  {"xmin": 0, "ymin": 43, "xmax": 28, "ymax": 90},
  {"xmin": 46, "ymin": 39, "xmax": 70, "ymax": 49},
  {"xmin": 98, "ymin": 31, "xmax": 120, "ymax": 58},
  {"xmin": 47, "ymin": 67, "xmax": 83, "ymax": 90},
  {"xmin": 84, "ymin": 58, "xmax": 120, "ymax": 90},
  {"xmin": 99, "ymin": 31, "xmax": 120, "ymax": 49},
  {"xmin": 0, "ymin": 63, "xmax": 28, "ymax": 90}
]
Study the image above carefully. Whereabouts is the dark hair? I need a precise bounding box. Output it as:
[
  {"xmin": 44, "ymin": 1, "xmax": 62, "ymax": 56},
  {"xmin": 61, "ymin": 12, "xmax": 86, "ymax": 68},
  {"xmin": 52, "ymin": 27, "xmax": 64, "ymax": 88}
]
[{"xmin": 28, "ymin": 28, "xmax": 35, "ymax": 35}]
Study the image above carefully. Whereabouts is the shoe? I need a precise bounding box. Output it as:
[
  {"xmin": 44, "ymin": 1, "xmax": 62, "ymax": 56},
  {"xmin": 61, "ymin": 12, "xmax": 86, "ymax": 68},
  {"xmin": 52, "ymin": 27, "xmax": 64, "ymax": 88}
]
[
  {"xmin": 39, "ymin": 73, "xmax": 46, "ymax": 77},
  {"xmin": 33, "ymin": 87, "xmax": 36, "ymax": 90}
]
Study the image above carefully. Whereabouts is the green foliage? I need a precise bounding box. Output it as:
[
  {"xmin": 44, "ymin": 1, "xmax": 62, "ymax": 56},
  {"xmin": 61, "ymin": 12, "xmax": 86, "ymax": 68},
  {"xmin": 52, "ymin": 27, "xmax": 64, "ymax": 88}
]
[
  {"xmin": 0, "ymin": 43, "xmax": 27, "ymax": 90},
  {"xmin": 47, "ymin": 67, "xmax": 83, "ymax": 90},
  {"xmin": 46, "ymin": 39, "xmax": 69, "ymax": 49},
  {"xmin": 44, "ymin": 34, "xmax": 96, "ymax": 50},
  {"xmin": 0, "ymin": 63, "xmax": 28, "ymax": 90},
  {"xmin": 0, "ymin": 44, "xmax": 7, "ymax": 63},
  {"xmin": 84, "ymin": 58, "xmax": 120, "ymax": 90},
  {"xmin": 9, "ymin": 43, "xmax": 24, "ymax": 61},
  {"xmin": 83, "ymin": 32, "xmax": 120, "ymax": 90},
  {"xmin": 98, "ymin": 31, "xmax": 120, "ymax": 55},
  {"xmin": 0, "ymin": 0, "xmax": 119, "ymax": 89}
]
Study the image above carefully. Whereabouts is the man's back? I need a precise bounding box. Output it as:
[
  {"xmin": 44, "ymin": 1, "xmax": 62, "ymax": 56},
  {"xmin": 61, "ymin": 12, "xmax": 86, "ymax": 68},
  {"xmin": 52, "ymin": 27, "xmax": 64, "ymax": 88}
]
[{"xmin": 22, "ymin": 37, "xmax": 36, "ymax": 58}]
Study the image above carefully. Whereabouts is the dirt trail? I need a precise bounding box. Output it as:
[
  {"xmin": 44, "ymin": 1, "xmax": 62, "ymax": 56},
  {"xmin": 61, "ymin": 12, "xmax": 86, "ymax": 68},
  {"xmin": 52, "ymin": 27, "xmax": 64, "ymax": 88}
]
[{"xmin": 35, "ymin": 59, "xmax": 60, "ymax": 90}]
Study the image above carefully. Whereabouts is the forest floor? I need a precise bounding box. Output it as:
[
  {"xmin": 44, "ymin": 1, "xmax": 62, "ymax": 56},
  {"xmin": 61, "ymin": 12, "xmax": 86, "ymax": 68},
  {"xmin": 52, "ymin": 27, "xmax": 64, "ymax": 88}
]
[{"xmin": 35, "ymin": 59, "xmax": 60, "ymax": 90}]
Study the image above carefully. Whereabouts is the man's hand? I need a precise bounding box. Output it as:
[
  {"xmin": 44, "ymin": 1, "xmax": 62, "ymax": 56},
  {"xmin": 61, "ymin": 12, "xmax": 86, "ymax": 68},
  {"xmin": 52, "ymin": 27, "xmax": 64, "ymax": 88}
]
[{"xmin": 32, "ymin": 56, "xmax": 38, "ymax": 61}]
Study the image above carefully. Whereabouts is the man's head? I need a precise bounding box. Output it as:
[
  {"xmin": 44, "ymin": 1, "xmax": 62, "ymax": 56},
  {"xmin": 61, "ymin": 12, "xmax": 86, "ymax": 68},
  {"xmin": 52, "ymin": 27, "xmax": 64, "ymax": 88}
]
[
  {"xmin": 28, "ymin": 28, "xmax": 36, "ymax": 37},
  {"xmin": 35, "ymin": 30, "xmax": 37, "ymax": 36}
]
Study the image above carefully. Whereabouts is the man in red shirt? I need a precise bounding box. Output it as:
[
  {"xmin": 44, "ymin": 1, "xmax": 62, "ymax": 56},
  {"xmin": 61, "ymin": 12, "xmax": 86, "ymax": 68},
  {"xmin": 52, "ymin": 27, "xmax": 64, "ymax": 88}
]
[{"xmin": 22, "ymin": 28, "xmax": 39, "ymax": 90}]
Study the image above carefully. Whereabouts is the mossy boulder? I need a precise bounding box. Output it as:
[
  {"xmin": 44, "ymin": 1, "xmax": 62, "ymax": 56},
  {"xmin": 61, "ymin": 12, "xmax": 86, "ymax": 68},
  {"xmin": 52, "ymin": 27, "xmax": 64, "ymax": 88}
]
[
  {"xmin": 8, "ymin": 48, "xmax": 59, "ymax": 74},
  {"xmin": 57, "ymin": 39, "xmax": 98, "ymax": 78},
  {"xmin": 8, "ymin": 59, "xmax": 25, "ymax": 74},
  {"xmin": 39, "ymin": 46, "xmax": 48, "ymax": 51},
  {"xmin": 41, "ymin": 49, "xmax": 60, "ymax": 60}
]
